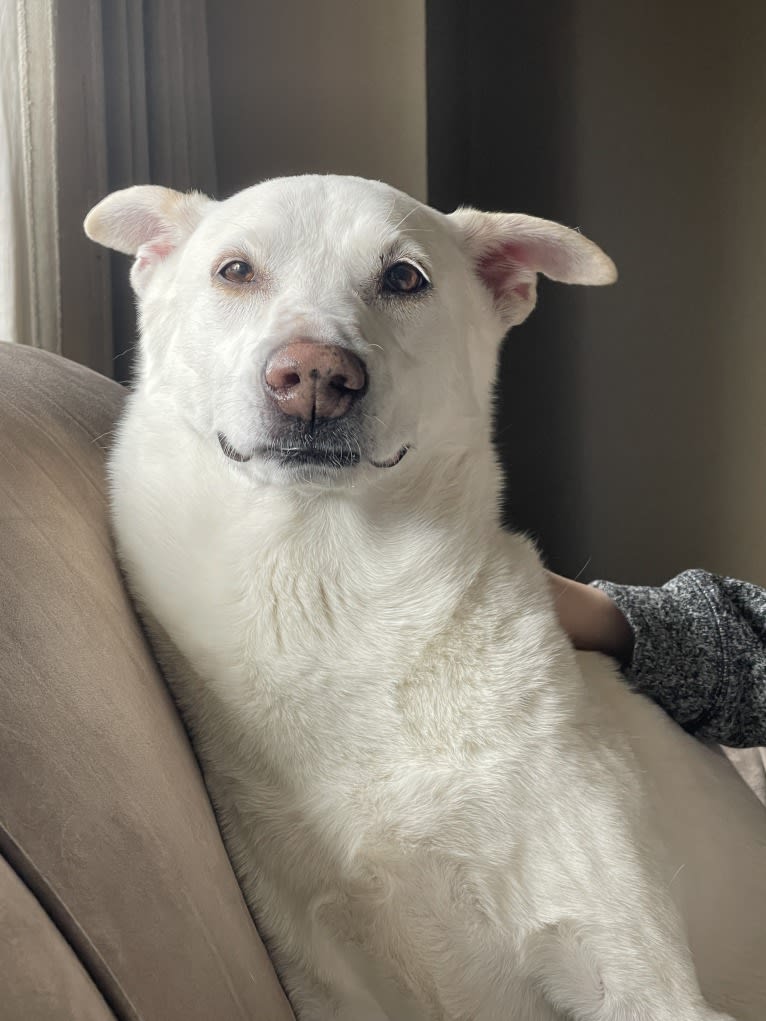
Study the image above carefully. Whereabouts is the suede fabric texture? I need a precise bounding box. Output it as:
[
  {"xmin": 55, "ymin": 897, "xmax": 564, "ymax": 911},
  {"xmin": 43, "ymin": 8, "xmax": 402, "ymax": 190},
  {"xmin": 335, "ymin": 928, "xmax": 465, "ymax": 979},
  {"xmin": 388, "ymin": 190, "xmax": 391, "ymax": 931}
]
[
  {"xmin": 0, "ymin": 343, "xmax": 295, "ymax": 1021},
  {"xmin": 0, "ymin": 854, "xmax": 115, "ymax": 1021}
]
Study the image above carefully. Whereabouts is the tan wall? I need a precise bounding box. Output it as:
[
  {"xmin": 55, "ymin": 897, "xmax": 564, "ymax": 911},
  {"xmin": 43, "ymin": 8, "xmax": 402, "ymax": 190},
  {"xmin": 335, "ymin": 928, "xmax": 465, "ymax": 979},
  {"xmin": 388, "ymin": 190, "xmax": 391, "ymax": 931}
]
[
  {"xmin": 573, "ymin": 2, "xmax": 766, "ymax": 585},
  {"xmin": 204, "ymin": 2, "xmax": 765, "ymax": 587},
  {"xmin": 205, "ymin": 0, "xmax": 427, "ymax": 201}
]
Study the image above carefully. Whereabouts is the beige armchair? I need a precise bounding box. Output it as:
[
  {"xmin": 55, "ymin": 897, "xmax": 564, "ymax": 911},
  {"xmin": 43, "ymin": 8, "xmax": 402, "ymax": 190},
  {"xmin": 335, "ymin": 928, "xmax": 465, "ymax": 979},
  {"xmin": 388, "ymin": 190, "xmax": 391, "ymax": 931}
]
[
  {"xmin": 0, "ymin": 343, "xmax": 295, "ymax": 1021},
  {"xmin": 2, "ymin": 341, "xmax": 763, "ymax": 1020}
]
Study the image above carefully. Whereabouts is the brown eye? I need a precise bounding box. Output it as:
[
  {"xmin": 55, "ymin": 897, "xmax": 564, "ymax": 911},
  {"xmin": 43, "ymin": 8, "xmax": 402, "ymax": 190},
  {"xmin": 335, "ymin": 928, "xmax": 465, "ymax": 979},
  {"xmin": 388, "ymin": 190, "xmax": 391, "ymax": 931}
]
[
  {"xmin": 383, "ymin": 261, "xmax": 429, "ymax": 295},
  {"xmin": 219, "ymin": 260, "xmax": 255, "ymax": 284}
]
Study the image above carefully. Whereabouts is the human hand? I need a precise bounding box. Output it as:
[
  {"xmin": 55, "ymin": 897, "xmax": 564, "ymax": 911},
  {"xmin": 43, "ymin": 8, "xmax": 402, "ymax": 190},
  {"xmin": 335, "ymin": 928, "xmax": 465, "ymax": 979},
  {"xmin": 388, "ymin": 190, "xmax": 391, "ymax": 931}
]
[{"xmin": 547, "ymin": 572, "xmax": 634, "ymax": 664}]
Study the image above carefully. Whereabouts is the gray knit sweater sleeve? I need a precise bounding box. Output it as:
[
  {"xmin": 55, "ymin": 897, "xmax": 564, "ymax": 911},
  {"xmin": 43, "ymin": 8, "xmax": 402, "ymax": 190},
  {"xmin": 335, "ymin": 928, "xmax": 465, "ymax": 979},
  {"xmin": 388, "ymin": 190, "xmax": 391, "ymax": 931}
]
[{"xmin": 592, "ymin": 570, "xmax": 766, "ymax": 748}]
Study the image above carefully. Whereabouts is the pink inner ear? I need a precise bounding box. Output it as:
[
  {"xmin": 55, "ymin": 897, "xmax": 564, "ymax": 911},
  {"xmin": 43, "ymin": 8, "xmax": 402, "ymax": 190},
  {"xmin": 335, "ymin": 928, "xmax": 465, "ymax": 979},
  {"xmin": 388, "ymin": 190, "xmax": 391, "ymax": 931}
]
[
  {"xmin": 135, "ymin": 238, "xmax": 175, "ymax": 271},
  {"xmin": 477, "ymin": 241, "xmax": 532, "ymax": 304}
]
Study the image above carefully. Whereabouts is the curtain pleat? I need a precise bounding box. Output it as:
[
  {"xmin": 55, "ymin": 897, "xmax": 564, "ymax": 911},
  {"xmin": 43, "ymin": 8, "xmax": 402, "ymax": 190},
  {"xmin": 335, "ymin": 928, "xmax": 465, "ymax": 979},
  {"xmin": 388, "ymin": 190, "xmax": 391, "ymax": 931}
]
[
  {"xmin": 4, "ymin": 0, "xmax": 217, "ymax": 377},
  {"xmin": 98, "ymin": 0, "xmax": 218, "ymax": 380},
  {"xmin": 0, "ymin": 0, "xmax": 60, "ymax": 353}
]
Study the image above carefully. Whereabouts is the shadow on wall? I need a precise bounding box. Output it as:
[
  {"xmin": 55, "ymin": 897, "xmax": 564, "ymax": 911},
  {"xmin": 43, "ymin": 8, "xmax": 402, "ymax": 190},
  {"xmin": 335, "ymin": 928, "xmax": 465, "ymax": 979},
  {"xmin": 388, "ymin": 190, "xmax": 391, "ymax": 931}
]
[
  {"xmin": 205, "ymin": 0, "xmax": 765, "ymax": 587},
  {"xmin": 427, "ymin": 0, "xmax": 766, "ymax": 587},
  {"xmin": 205, "ymin": 0, "xmax": 427, "ymax": 202}
]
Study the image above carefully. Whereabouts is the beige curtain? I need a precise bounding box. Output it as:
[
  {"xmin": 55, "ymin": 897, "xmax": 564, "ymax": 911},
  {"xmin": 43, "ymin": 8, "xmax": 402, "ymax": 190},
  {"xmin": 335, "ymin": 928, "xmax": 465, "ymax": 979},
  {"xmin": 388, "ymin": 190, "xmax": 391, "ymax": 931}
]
[
  {"xmin": 0, "ymin": 0, "xmax": 60, "ymax": 353},
  {"xmin": 3, "ymin": 0, "xmax": 217, "ymax": 377}
]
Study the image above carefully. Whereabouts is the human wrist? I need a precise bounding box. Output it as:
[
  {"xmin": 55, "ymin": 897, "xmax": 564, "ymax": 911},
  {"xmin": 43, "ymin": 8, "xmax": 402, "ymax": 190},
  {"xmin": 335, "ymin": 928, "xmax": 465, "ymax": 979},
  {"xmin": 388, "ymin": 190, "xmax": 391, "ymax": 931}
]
[{"xmin": 548, "ymin": 573, "xmax": 634, "ymax": 663}]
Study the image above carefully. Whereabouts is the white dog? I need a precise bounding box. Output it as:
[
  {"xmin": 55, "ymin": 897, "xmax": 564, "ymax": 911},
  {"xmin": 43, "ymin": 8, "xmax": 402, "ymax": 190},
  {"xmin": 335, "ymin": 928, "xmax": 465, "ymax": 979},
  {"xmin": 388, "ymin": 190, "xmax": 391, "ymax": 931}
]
[{"xmin": 86, "ymin": 175, "xmax": 765, "ymax": 1021}]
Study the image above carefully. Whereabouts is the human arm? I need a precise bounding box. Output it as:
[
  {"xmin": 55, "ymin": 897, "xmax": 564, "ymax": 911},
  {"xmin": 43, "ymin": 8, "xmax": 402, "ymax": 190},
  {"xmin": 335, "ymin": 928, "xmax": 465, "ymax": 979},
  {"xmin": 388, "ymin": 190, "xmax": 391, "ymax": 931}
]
[
  {"xmin": 547, "ymin": 572, "xmax": 634, "ymax": 663},
  {"xmin": 549, "ymin": 569, "xmax": 766, "ymax": 748}
]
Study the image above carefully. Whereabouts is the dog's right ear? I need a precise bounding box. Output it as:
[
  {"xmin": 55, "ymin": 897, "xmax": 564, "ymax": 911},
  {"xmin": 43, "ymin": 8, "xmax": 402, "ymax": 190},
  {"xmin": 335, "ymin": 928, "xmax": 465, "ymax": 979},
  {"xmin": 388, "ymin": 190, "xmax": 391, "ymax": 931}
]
[{"xmin": 84, "ymin": 186, "xmax": 213, "ymax": 294}]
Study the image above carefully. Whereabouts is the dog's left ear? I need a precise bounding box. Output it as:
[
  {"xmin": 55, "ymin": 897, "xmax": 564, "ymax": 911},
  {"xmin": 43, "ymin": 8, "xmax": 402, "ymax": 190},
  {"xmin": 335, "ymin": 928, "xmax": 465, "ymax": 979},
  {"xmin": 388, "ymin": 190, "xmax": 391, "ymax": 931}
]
[{"xmin": 450, "ymin": 209, "xmax": 617, "ymax": 327}]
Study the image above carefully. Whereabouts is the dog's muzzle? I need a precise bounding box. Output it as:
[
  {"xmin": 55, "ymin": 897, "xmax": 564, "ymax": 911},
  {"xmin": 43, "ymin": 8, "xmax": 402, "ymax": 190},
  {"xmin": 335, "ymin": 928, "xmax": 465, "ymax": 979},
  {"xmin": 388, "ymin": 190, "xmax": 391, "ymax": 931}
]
[
  {"xmin": 216, "ymin": 432, "xmax": 409, "ymax": 471},
  {"xmin": 217, "ymin": 339, "xmax": 408, "ymax": 472}
]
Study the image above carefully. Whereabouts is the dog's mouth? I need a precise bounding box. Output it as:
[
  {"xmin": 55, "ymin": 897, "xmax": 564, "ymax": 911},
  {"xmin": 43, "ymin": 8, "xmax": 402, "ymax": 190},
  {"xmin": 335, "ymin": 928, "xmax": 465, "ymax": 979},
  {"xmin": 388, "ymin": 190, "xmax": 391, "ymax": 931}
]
[
  {"xmin": 217, "ymin": 432, "xmax": 409, "ymax": 471},
  {"xmin": 368, "ymin": 446, "xmax": 409, "ymax": 468}
]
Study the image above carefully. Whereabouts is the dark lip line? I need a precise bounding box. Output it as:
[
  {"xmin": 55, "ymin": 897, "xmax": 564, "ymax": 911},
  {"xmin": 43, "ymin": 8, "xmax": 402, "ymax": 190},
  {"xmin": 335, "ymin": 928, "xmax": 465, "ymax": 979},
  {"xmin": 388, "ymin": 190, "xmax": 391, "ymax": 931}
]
[
  {"xmin": 262, "ymin": 447, "xmax": 361, "ymax": 466},
  {"xmin": 216, "ymin": 432, "xmax": 409, "ymax": 470},
  {"xmin": 369, "ymin": 445, "xmax": 409, "ymax": 468},
  {"xmin": 217, "ymin": 433, "xmax": 253, "ymax": 462}
]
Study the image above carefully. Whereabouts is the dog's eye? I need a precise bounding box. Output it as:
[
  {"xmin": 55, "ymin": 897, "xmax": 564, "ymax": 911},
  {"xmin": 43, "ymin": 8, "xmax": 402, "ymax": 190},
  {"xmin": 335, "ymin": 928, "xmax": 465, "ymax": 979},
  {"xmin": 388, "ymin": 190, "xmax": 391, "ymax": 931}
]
[
  {"xmin": 383, "ymin": 261, "xmax": 429, "ymax": 295},
  {"xmin": 219, "ymin": 260, "xmax": 256, "ymax": 284}
]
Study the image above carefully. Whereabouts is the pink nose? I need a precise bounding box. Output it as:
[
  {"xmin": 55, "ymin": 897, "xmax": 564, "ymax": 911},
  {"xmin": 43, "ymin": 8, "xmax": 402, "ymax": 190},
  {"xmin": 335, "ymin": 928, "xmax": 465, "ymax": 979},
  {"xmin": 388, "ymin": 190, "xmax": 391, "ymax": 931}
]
[{"xmin": 264, "ymin": 342, "xmax": 367, "ymax": 421}]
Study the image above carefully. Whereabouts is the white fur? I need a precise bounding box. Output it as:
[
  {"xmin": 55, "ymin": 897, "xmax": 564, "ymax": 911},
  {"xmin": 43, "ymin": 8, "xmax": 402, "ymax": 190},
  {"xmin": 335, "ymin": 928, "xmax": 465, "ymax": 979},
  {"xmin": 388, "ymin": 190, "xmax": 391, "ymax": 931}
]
[{"xmin": 86, "ymin": 175, "xmax": 765, "ymax": 1020}]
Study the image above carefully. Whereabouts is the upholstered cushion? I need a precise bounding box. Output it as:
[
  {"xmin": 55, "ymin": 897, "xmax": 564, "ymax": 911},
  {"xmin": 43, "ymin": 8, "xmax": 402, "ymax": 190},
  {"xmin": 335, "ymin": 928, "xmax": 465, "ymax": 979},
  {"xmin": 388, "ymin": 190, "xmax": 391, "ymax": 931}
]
[{"xmin": 0, "ymin": 343, "xmax": 294, "ymax": 1020}]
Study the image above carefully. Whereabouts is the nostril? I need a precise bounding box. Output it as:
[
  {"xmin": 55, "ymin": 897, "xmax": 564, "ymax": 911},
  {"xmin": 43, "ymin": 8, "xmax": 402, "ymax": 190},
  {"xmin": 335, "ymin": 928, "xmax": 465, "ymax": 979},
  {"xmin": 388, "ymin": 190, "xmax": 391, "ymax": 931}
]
[
  {"xmin": 329, "ymin": 373, "xmax": 359, "ymax": 393},
  {"xmin": 265, "ymin": 366, "xmax": 301, "ymax": 391}
]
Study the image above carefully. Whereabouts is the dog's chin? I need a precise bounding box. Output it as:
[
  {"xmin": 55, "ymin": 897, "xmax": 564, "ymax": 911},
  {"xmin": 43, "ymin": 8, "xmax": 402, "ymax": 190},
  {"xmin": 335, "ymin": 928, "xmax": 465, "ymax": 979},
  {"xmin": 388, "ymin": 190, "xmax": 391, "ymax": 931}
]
[{"xmin": 216, "ymin": 432, "xmax": 409, "ymax": 485}]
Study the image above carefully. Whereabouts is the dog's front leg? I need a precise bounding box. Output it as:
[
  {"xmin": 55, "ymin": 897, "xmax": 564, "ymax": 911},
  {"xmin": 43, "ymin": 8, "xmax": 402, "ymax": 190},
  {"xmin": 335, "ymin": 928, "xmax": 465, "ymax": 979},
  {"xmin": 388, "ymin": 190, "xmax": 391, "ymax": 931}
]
[{"xmin": 522, "ymin": 920, "xmax": 736, "ymax": 1021}]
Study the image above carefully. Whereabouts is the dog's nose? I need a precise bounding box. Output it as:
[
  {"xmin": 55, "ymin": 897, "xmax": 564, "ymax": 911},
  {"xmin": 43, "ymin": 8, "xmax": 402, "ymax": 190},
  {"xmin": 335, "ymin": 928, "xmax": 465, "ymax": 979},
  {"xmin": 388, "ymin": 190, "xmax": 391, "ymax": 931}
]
[{"xmin": 264, "ymin": 342, "xmax": 367, "ymax": 421}]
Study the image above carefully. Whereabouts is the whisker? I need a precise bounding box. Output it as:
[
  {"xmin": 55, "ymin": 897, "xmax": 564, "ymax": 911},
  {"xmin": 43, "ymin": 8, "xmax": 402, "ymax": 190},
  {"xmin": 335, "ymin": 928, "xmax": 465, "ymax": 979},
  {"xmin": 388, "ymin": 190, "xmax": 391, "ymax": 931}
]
[
  {"xmin": 573, "ymin": 558, "xmax": 592, "ymax": 582},
  {"xmin": 391, "ymin": 206, "xmax": 420, "ymax": 232},
  {"xmin": 91, "ymin": 429, "xmax": 116, "ymax": 446}
]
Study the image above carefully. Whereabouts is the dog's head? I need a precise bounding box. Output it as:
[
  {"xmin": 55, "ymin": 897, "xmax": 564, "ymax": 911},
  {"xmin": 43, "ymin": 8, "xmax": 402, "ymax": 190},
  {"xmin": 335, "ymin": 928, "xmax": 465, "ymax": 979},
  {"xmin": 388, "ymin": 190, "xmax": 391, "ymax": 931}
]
[{"xmin": 85, "ymin": 175, "xmax": 615, "ymax": 487}]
